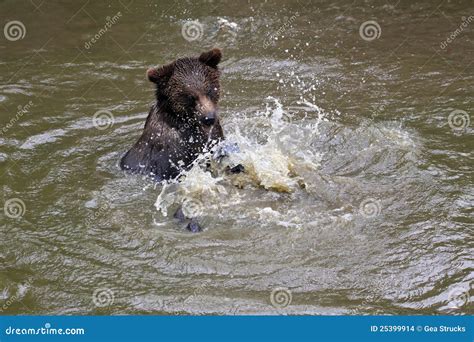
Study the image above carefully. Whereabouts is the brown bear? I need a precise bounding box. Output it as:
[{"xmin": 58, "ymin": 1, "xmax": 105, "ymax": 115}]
[{"xmin": 120, "ymin": 48, "xmax": 224, "ymax": 181}]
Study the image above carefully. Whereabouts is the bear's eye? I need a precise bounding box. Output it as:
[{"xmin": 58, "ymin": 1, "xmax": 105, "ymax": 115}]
[{"xmin": 184, "ymin": 94, "xmax": 196, "ymax": 104}]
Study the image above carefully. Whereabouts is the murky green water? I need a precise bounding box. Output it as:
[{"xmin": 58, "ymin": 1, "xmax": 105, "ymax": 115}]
[{"xmin": 1, "ymin": 0, "xmax": 473, "ymax": 315}]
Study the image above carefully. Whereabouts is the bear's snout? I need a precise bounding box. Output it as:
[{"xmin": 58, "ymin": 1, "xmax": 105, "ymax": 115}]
[
  {"xmin": 200, "ymin": 112, "xmax": 216, "ymax": 126},
  {"xmin": 197, "ymin": 95, "xmax": 218, "ymax": 126}
]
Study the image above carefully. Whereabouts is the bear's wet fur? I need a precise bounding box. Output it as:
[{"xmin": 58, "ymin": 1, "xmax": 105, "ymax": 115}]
[{"xmin": 120, "ymin": 48, "xmax": 224, "ymax": 181}]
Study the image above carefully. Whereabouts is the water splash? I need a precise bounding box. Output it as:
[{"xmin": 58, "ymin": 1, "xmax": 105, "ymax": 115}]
[{"xmin": 154, "ymin": 97, "xmax": 325, "ymax": 219}]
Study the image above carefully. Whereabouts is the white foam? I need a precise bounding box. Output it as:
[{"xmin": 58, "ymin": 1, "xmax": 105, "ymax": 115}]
[{"xmin": 155, "ymin": 97, "xmax": 326, "ymax": 218}]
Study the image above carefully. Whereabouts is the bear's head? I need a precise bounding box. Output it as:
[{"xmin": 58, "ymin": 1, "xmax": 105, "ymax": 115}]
[{"xmin": 147, "ymin": 48, "xmax": 222, "ymax": 130}]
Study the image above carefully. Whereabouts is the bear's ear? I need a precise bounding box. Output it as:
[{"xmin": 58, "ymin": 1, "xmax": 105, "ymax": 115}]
[
  {"xmin": 199, "ymin": 48, "xmax": 222, "ymax": 69},
  {"xmin": 147, "ymin": 62, "xmax": 175, "ymax": 84}
]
